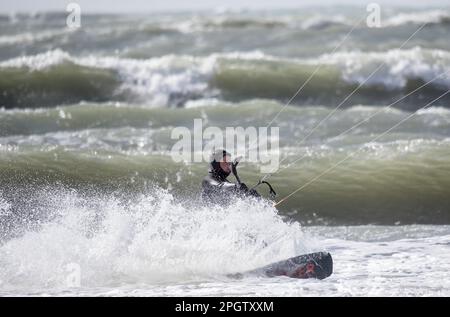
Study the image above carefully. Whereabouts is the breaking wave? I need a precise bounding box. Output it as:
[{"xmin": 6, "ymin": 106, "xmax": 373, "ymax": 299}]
[{"xmin": 1, "ymin": 48, "xmax": 449, "ymax": 109}]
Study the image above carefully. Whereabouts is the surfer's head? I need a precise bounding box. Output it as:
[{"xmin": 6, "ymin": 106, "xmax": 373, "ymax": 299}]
[{"xmin": 209, "ymin": 149, "xmax": 232, "ymax": 179}]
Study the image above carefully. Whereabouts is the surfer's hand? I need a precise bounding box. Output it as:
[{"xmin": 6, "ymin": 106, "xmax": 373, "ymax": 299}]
[
  {"xmin": 231, "ymin": 159, "xmax": 239, "ymax": 175},
  {"xmin": 232, "ymin": 157, "xmax": 242, "ymax": 167},
  {"xmin": 248, "ymin": 189, "xmax": 260, "ymax": 198},
  {"xmin": 238, "ymin": 182, "xmax": 248, "ymax": 191}
]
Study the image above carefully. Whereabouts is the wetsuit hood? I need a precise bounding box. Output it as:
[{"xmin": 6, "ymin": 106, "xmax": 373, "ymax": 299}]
[{"xmin": 209, "ymin": 150, "xmax": 231, "ymax": 181}]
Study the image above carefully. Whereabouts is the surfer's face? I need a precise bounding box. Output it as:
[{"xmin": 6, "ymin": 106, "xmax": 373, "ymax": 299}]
[{"xmin": 219, "ymin": 155, "xmax": 232, "ymax": 173}]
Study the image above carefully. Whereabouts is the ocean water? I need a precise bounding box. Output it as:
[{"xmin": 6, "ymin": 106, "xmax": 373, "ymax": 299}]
[
  {"xmin": 1, "ymin": 6, "xmax": 450, "ymax": 296},
  {"xmin": 1, "ymin": 190, "xmax": 449, "ymax": 296}
]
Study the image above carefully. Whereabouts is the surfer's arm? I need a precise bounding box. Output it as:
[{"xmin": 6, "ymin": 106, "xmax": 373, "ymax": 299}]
[
  {"xmin": 202, "ymin": 176, "xmax": 256, "ymax": 200},
  {"xmin": 202, "ymin": 177, "xmax": 242, "ymax": 193},
  {"xmin": 215, "ymin": 179, "xmax": 239, "ymax": 192}
]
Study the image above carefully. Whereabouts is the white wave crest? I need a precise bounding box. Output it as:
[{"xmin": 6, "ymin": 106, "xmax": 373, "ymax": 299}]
[
  {"xmin": 301, "ymin": 15, "xmax": 349, "ymax": 30},
  {"xmin": 0, "ymin": 29, "xmax": 70, "ymax": 46},
  {"xmin": 0, "ymin": 49, "xmax": 71, "ymax": 70},
  {"xmin": 0, "ymin": 187, "xmax": 307, "ymax": 291},
  {"xmin": 1, "ymin": 47, "xmax": 449, "ymax": 106},
  {"xmin": 318, "ymin": 47, "xmax": 450, "ymax": 89},
  {"xmin": 0, "ymin": 49, "xmax": 278, "ymax": 106},
  {"xmin": 384, "ymin": 9, "xmax": 450, "ymax": 27}
]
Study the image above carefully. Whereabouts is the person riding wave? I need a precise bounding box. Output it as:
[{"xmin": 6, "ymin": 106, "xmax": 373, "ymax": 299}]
[{"xmin": 201, "ymin": 149, "xmax": 260, "ymax": 204}]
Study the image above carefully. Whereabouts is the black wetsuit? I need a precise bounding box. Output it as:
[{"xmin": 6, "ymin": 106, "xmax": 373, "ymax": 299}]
[{"xmin": 201, "ymin": 166, "xmax": 259, "ymax": 205}]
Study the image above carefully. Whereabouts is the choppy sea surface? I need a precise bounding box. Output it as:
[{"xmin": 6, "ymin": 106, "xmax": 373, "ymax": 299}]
[{"xmin": 1, "ymin": 6, "xmax": 450, "ymax": 296}]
